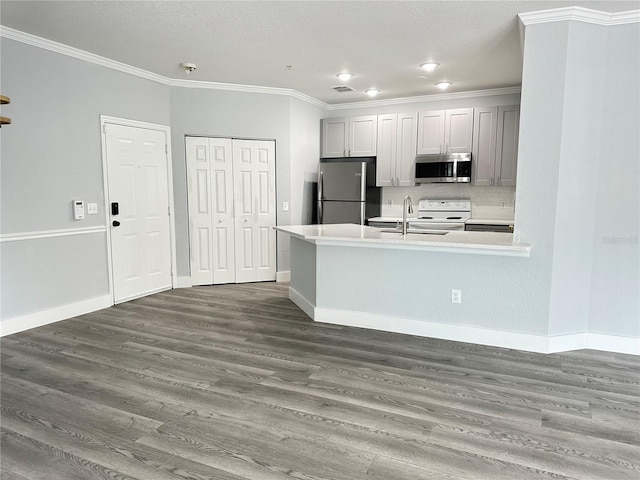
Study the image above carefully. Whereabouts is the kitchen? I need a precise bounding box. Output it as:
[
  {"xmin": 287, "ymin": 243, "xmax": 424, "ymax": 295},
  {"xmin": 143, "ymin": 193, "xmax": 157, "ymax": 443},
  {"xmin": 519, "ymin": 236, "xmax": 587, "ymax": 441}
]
[{"xmin": 278, "ymin": 94, "xmax": 535, "ymax": 348}]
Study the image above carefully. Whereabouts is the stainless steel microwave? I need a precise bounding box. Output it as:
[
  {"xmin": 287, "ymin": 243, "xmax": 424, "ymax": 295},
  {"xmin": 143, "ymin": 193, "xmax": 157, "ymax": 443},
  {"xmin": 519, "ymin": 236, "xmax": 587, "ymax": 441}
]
[{"xmin": 414, "ymin": 153, "xmax": 471, "ymax": 183}]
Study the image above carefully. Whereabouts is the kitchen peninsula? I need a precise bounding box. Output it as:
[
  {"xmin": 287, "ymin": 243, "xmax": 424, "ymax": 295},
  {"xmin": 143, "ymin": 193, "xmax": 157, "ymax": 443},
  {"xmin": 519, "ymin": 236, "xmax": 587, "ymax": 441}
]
[{"xmin": 276, "ymin": 223, "xmax": 539, "ymax": 352}]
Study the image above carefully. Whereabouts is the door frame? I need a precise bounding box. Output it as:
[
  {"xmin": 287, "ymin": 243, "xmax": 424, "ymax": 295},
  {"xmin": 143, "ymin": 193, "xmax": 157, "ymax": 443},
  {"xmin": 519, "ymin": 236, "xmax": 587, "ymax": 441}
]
[{"xmin": 100, "ymin": 115, "xmax": 178, "ymax": 304}]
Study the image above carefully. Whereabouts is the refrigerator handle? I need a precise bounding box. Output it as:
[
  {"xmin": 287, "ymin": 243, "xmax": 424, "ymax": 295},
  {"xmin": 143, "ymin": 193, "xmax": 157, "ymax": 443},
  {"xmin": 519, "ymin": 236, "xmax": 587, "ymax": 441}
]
[
  {"xmin": 318, "ymin": 171, "xmax": 324, "ymax": 224},
  {"xmin": 360, "ymin": 162, "xmax": 367, "ymax": 202}
]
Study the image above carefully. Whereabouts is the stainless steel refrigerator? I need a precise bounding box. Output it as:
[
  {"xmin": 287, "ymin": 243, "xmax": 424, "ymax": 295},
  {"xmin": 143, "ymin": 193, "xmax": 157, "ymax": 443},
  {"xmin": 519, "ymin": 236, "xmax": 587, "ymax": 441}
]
[{"xmin": 317, "ymin": 158, "xmax": 381, "ymax": 224}]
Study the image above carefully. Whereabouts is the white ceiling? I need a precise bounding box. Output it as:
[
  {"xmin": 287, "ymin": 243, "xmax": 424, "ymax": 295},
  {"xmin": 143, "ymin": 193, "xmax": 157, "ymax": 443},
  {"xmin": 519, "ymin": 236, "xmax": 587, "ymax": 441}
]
[{"xmin": 1, "ymin": 1, "xmax": 637, "ymax": 104}]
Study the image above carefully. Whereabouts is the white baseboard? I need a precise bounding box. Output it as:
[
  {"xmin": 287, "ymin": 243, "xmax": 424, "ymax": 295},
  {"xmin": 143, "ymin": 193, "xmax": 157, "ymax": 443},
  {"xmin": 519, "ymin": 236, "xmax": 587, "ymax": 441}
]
[
  {"xmin": 289, "ymin": 287, "xmax": 315, "ymax": 320},
  {"xmin": 314, "ymin": 308, "xmax": 551, "ymax": 353},
  {"xmin": 175, "ymin": 276, "xmax": 193, "ymax": 288},
  {"xmin": 547, "ymin": 333, "xmax": 588, "ymax": 353},
  {"xmin": 286, "ymin": 290, "xmax": 640, "ymax": 355},
  {"xmin": 1, "ymin": 294, "xmax": 113, "ymax": 337},
  {"xmin": 586, "ymin": 333, "xmax": 640, "ymax": 355},
  {"xmin": 276, "ymin": 271, "xmax": 291, "ymax": 282}
]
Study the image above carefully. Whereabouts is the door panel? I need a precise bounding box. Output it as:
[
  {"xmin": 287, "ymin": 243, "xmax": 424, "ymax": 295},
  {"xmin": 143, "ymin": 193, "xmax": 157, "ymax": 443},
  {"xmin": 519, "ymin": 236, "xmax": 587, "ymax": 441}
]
[
  {"xmin": 396, "ymin": 113, "xmax": 418, "ymax": 186},
  {"xmin": 186, "ymin": 137, "xmax": 235, "ymax": 285},
  {"xmin": 445, "ymin": 108, "xmax": 473, "ymax": 153},
  {"xmin": 233, "ymin": 139, "xmax": 276, "ymax": 283},
  {"xmin": 417, "ymin": 110, "xmax": 445, "ymax": 154},
  {"xmin": 106, "ymin": 124, "xmax": 171, "ymax": 303}
]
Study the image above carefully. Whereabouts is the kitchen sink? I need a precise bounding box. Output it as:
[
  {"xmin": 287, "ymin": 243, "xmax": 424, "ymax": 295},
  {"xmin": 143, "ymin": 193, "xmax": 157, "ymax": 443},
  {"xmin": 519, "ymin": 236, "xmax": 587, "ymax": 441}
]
[{"xmin": 380, "ymin": 229, "xmax": 449, "ymax": 235}]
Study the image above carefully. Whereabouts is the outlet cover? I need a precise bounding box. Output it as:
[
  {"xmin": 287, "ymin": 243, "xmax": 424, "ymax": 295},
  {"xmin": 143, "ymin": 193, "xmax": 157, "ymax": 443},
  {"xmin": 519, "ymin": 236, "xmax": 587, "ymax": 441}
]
[
  {"xmin": 451, "ymin": 289, "xmax": 462, "ymax": 304},
  {"xmin": 87, "ymin": 203, "xmax": 98, "ymax": 214},
  {"xmin": 282, "ymin": 201, "xmax": 289, "ymax": 211}
]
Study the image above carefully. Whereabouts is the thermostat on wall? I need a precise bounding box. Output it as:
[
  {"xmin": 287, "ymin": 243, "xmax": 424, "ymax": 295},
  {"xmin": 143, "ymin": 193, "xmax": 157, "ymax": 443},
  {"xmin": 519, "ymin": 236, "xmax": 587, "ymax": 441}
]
[{"xmin": 73, "ymin": 200, "xmax": 85, "ymax": 220}]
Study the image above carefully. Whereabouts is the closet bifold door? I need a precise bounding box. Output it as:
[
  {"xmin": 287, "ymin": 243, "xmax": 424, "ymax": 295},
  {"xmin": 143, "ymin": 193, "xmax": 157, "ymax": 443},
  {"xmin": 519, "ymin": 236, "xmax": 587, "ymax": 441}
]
[
  {"xmin": 232, "ymin": 139, "xmax": 276, "ymax": 283},
  {"xmin": 186, "ymin": 137, "xmax": 235, "ymax": 285}
]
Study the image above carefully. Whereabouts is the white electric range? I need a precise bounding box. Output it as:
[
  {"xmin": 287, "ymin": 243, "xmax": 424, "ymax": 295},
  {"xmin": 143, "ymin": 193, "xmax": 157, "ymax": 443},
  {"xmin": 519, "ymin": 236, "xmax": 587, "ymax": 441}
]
[{"xmin": 409, "ymin": 199, "xmax": 471, "ymax": 232}]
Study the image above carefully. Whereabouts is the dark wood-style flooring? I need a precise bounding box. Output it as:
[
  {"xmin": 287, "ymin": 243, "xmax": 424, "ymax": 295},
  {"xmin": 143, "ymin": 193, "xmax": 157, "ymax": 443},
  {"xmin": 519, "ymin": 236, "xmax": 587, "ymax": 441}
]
[{"xmin": 1, "ymin": 282, "xmax": 639, "ymax": 479}]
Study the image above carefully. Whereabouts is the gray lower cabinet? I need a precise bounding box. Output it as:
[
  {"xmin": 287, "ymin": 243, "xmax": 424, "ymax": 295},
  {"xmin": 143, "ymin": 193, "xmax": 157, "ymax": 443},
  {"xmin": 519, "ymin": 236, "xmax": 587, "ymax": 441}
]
[{"xmin": 465, "ymin": 223, "xmax": 513, "ymax": 233}]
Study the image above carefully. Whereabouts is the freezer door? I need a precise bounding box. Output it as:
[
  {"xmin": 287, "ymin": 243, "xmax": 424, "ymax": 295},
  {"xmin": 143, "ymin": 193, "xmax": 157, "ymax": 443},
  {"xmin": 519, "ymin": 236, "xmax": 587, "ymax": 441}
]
[
  {"xmin": 318, "ymin": 162, "xmax": 366, "ymax": 201},
  {"xmin": 318, "ymin": 200, "xmax": 365, "ymax": 225}
]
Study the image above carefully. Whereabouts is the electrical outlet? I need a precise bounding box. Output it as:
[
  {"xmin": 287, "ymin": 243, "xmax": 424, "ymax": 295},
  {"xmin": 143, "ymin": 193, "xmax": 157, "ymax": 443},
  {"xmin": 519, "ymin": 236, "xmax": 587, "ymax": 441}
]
[
  {"xmin": 387, "ymin": 200, "xmax": 392, "ymax": 207},
  {"xmin": 282, "ymin": 201, "xmax": 289, "ymax": 211},
  {"xmin": 501, "ymin": 201, "xmax": 506, "ymax": 208},
  {"xmin": 451, "ymin": 289, "xmax": 462, "ymax": 304}
]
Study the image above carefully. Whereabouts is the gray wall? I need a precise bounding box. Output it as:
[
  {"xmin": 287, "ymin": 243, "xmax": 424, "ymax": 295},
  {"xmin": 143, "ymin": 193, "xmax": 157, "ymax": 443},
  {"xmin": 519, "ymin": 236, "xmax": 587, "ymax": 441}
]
[
  {"xmin": 517, "ymin": 19, "xmax": 639, "ymax": 339},
  {"xmin": 0, "ymin": 39, "xmax": 170, "ymax": 319},
  {"xmin": 589, "ymin": 23, "xmax": 640, "ymax": 337}
]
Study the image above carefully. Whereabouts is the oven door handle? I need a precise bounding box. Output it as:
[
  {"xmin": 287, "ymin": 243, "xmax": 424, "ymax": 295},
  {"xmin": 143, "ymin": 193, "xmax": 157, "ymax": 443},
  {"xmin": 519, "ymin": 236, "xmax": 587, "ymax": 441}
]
[{"xmin": 408, "ymin": 221, "xmax": 465, "ymax": 231}]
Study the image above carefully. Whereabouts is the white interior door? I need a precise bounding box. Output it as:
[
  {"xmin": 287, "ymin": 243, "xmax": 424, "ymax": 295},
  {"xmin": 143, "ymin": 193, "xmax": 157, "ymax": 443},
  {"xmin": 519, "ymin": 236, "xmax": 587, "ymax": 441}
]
[
  {"xmin": 105, "ymin": 123, "xmax": 172, "ymax": 303},
  {"xmin": 233, "ymin": 139, "xmax": 276, "ymax": 283},
  {"xmin": 186, "ymin": 137, "xmax": 235, "ymax": 285}
]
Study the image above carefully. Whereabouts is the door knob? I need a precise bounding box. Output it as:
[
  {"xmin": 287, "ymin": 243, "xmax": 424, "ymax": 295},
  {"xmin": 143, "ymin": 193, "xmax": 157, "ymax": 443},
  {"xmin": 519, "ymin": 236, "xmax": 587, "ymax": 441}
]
[
  {"xmin": 244, "ymin": 218, "xmax": 249, "ymax": 223},
  {"xmin": 112, "ymin": 220, "xmax": 121, "ymax": 227}
]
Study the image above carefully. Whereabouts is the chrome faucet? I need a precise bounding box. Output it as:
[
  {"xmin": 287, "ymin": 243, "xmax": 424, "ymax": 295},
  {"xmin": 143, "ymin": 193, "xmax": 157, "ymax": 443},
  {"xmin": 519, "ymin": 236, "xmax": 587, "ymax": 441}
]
[{"xmin": 402, "ymin": 195, "xmax": 413, "ymax": 235}]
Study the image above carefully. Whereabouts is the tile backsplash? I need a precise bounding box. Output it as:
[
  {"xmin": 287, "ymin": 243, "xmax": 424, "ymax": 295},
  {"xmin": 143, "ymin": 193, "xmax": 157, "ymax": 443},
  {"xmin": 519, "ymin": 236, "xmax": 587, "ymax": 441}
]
[{"xmin": 379, "ymin": 184, "xmax": 516, "ymax": 220}]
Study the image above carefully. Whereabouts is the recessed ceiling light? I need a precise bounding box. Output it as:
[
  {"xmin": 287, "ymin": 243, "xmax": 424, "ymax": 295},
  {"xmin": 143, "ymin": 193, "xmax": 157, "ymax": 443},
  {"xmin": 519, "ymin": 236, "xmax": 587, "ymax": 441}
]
[
  {"xmin": 436, "ymin": 82, "xmax": 452, "ymax": 90},
  {"xmin": 365, "ymin": 89, "xmax": 380, "ymax": 97},
  {"xmin": 336, "ymin": 72, "xmax": 353, "ymax": 81},
  {"xmin": 420, "ymin": 62, "xmax": 439, "ymax": 72}
]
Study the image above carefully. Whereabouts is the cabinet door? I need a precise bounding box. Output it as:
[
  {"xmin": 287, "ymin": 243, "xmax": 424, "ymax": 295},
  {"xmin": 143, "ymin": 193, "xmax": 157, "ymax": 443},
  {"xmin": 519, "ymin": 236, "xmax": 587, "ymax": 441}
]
[
  {"xmin": 445, "ymin": 108, "xmax": 474, "ymax": 153},
  {"xmin": 349, "ymin": 115, "xmax": 377, "ymax": 156},
  {"xmin": 376, "ymin": 114, "xmax": 397, "ymax": 186},
  {"xmin": 417, "ymin": 110, "xmax": 445, "ymax": 154},
  {"xmin": 322, "ymin": 117, "xmax": 348, "ymax": 158},
  {"xmin": 395, "ymin": 112, "xmax": 418, "ymax": 186},
  {"xmin": 471, "ymin": 107, "xmax": 498, "ymax": 186},
  {"xmin": 495, "ymin": 105, "xmax": 520, "ymax": 186}
]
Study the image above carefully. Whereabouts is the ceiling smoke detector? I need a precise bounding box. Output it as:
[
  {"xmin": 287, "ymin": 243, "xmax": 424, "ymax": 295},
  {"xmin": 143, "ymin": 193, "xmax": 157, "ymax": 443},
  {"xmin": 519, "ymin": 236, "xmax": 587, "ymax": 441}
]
[
  {"xmin": 181, "ymin": 62, "xmax": 197, "ymax": 74},
  {"xmin": 332, "ymin": 85, "xmax": 355, "ymax": 93}
]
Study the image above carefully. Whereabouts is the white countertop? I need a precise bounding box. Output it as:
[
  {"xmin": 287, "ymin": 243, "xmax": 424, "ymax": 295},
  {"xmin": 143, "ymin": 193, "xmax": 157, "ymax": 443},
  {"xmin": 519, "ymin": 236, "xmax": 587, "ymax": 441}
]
[{"xmin": 276, "ymin": 224, "xmax": 530, "ymax": 257}]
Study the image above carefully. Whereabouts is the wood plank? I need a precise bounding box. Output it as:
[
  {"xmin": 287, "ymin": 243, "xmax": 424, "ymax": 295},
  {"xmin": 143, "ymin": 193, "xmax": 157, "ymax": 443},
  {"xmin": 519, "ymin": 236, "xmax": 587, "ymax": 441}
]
[{"xmin": 2, "ymin": 282, "xmax": 639, "ymax": 480}]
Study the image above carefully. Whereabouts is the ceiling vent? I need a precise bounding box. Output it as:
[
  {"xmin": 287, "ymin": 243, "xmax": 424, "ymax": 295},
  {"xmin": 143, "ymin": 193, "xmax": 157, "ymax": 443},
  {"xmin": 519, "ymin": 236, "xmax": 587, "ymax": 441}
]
[{"xmin": 332, "ymin": 85, "xmax": 355, "ymax": 93}]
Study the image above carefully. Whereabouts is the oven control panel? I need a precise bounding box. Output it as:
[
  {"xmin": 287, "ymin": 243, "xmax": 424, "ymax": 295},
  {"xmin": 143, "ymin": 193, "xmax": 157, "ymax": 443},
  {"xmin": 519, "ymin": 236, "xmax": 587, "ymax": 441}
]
[{"xmin": 418, "ymin": 199, "xmax": 471, "ymax": 211}]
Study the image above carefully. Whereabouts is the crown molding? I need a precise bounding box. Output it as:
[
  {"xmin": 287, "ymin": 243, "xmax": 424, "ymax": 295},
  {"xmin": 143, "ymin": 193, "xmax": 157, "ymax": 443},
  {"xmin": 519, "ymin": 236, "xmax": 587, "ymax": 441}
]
[
  {"xmin": 325, "ymin": 86, "xmax": 522, "ymax": 111},
  {"xmin": 0, "ymin": 26, "xmax": 170, "ymax": 85},
  {"xmin": 0, "ymin": 26, "xmax": 329, "ymax": 109},
  {"xmin": 519, "ymin": 7, "xmax": 640, "ymax": 26},
  {"xmin": 169, "ymin": 78, "xmax": 328, "ymax": 108}
]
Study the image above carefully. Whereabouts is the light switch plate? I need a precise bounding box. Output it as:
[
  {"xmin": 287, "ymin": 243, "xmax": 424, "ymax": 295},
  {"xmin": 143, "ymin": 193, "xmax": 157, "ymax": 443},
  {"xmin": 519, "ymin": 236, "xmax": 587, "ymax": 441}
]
[
  {"xmin": 282, "ymin": 202, "xmax": 289, "ymax": 211},
  {"xmin": 87, "ymin": 203, "xmax": 98, "ymax": 214}
]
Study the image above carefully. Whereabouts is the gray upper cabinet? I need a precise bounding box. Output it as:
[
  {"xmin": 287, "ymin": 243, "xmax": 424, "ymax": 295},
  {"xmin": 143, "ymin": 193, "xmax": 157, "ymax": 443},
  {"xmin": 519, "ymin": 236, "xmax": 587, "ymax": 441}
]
[
  {"xmin": 376, "ymin": 113, "xmax": 417, "ymax": 187},
  {"xmin": 321, "ymin": 115, "xmax": 378, "ymax": 158},
  {"xmin": 495, "ymin": 105, "xmax": 520, "ymax": 186},
  {"xmin": 472, "ymin": 105, "xmax": 520, "ymax": 186},
  {"xmin": 417, "ymin": 108, "xmax": 473, "ymax": 155}
]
